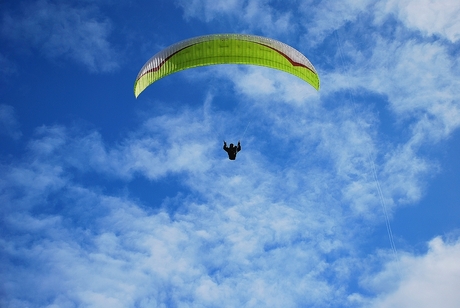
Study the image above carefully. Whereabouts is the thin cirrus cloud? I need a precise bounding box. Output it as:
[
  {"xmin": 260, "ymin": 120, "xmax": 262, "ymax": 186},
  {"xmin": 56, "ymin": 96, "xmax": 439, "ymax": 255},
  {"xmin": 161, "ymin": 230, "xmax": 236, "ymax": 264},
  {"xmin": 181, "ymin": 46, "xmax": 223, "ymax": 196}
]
[{"xmin": 1, "ymin": 0, "xmax": 119, "ymax": 72}]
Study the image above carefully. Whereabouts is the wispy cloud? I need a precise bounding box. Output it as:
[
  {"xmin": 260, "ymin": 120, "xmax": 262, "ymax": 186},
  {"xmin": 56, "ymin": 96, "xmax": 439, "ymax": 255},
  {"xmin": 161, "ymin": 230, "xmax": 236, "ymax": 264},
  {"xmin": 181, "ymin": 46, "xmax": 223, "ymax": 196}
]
[
  {"xmin": 1, "ymin": 0, "xmax": 119, "ymax": 72},
  {"xmin": 378, "ymin": 0, "xmax": 460, "ymax": 43},
  {"xmin": 299, "ymin": 0, "xmax": 374, "ymax": 46},
  {"xmin": 175, "ymin": 0, "xmax": 296, "ymax": 36}
]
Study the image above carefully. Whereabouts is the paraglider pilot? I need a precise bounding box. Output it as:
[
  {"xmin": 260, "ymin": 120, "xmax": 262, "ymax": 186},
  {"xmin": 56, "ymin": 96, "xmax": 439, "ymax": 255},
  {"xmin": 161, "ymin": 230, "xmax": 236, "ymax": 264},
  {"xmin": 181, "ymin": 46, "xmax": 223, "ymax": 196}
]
[{"xmin": 223, "ymin": 141, "xmax": 241, "ymax": 160}]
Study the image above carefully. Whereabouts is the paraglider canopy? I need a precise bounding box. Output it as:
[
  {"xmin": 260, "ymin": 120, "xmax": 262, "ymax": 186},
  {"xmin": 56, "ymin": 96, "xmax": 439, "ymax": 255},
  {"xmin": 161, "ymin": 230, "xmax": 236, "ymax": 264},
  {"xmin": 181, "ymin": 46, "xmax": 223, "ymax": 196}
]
[{"xmin": 134, "ymin": 34, "xmax": 320, "ymax": 98}]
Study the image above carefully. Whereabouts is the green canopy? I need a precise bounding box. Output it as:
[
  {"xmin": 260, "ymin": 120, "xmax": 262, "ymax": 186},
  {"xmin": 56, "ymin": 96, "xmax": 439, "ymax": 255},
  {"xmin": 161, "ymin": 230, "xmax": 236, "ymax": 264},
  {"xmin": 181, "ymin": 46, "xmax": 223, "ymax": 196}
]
[{"xmin": 134, "ymin": 34, "xmax": 320, "ymax": 98}]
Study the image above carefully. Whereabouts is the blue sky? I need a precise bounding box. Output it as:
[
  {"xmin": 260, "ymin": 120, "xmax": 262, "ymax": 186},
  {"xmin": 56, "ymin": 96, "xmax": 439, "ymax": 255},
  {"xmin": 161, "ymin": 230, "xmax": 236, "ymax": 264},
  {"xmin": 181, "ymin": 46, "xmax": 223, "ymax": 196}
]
[{"xmin": 1, "ymin": 0, "xmax": 460, "ymax": 307}]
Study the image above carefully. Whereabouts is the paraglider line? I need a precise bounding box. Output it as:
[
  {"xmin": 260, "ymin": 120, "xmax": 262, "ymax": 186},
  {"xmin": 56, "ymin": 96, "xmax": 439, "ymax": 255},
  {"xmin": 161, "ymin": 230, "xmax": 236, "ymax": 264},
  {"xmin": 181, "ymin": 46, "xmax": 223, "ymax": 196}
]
[
  {"xmin": 335, "ymin": 30, "xmax": 398, "ymax": 259},
  {"xmin": 240, "ymin": 121, "xmax": 251, "ymax": 140}
]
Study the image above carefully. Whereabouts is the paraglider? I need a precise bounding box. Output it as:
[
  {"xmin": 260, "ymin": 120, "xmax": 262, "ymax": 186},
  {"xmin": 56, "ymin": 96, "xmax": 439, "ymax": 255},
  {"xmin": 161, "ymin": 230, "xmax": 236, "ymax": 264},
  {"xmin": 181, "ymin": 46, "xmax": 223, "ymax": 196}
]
[
  {"xmin": 134, "ymin": 34, "xmax": 320, "ymax": 98},
  {"xmin": 133, "ymin": 34, "xmax": 320, "ymax": 160}
]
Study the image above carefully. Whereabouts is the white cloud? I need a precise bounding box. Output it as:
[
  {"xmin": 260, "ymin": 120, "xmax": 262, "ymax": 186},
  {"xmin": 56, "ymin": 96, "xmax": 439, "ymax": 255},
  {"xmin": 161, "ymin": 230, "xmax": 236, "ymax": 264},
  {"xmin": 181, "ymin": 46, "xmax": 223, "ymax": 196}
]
[
  {"xmin": 175, "ymin": 0, "xmax": 295, "ymax": 35},
  {"xmin": 229, "ymin": 67, "xmax": 320, "ymax": 106},
  {"xmin": 176, "ymin": 0, "xmax": 243, "ymax": 22},
  {"xmin": 362, "ymin": 236, "xmax": 460, "ymax": 308},
  {"xmin": 299, "ymin": 0, "xmax": 373, "ymax": 45},
  {"xmin": 62, "ymin": 108, "xmax": 216, "ymax": 180},
  {"xmin": 379, "ymin": 0, "xmax": 460, "ymax": 42},
  {"xmin": 1, "ymin": 0, "xmax": 119, "ymax": 72},
  {"xmin": 304, "ymin": 0, "xmax": 460, "ymax": 44},
  {"xmin": 382, "ymin": 144, "xmax": 433, "ymax": 205},
  {"xmin": 357, "ymin": 38, "xmax": 459, "ymax": 190}
]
